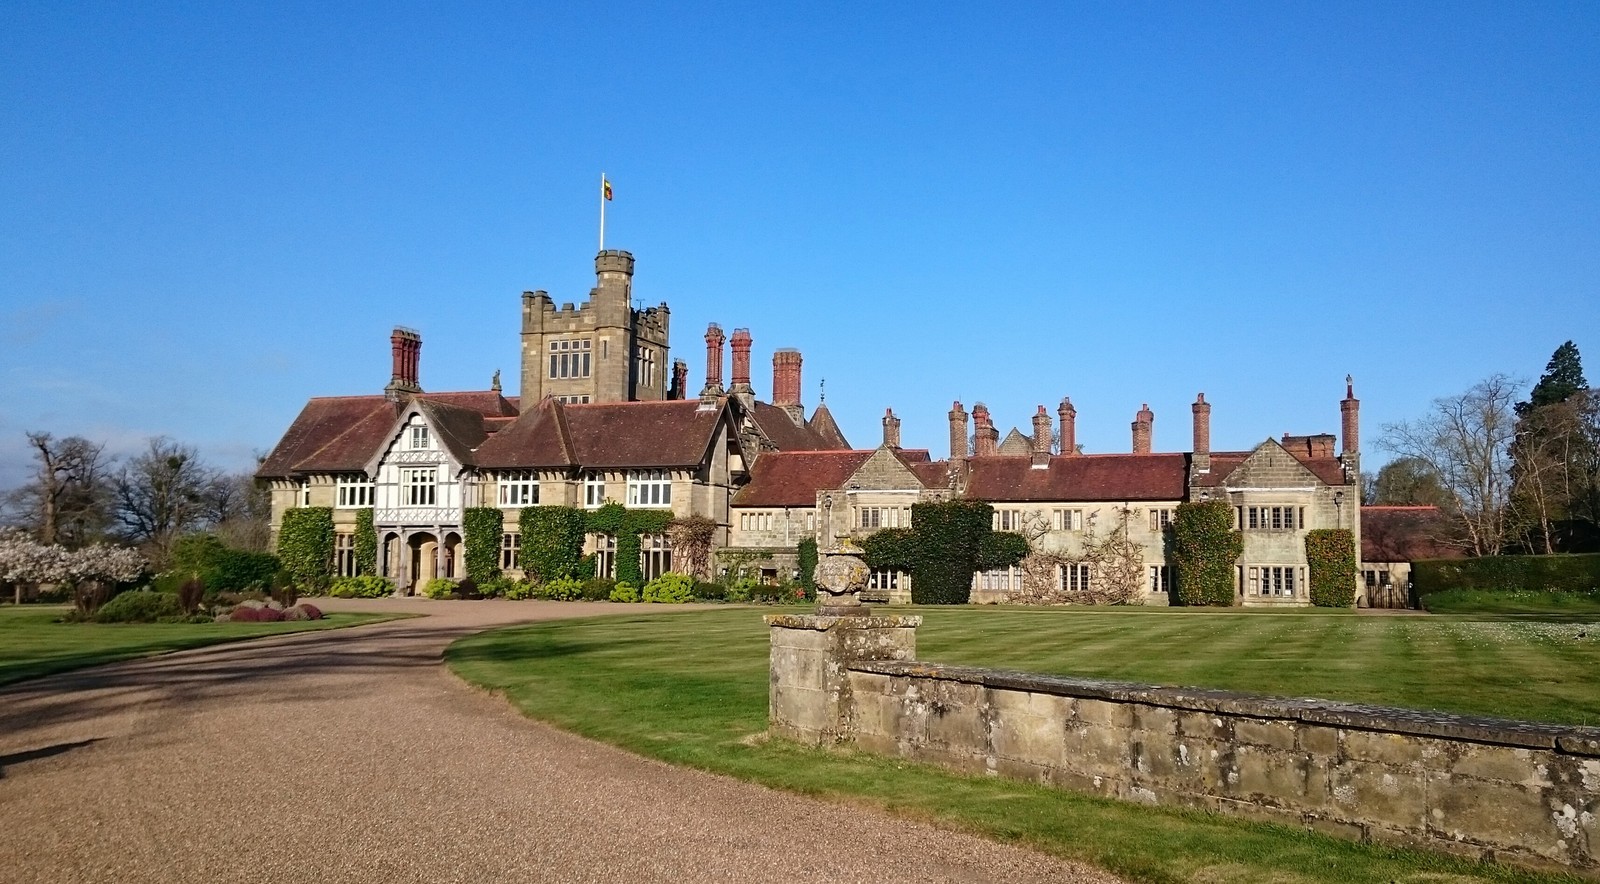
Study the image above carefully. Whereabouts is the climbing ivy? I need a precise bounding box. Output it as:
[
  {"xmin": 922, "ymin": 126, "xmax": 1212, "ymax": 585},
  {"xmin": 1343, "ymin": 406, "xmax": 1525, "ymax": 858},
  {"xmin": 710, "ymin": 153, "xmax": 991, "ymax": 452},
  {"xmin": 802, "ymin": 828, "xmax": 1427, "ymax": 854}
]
[
  {"xmin": 463, "ymin": 507, "xmax": 504, "ymax": 583},
  {"xmin": 586, "ymin": 502, "xmax": 671, "ymax": 586},
  {"xmin": 796, "ymin": 537, "xmax": 818, "ymax": 591},
  {"xmin": 354, "ymin": 508, "xmax": 377, "ymax": 576},
  {"xmin": 518, "ymin": 506, "xmax": 588, "ymax": 581},
  {"xmin": 1170, "ymin": 500, "xmax": 1243, "ymax": 606},
  {"xmin": 278, "ymin": 507, "xmax": 334, "ymax": 593},
  {"xmin": 1306, "ymin": 528, "xmax": 1357, "ymax": 607},
  {"xmin": 859, "ymin": 500, "xmax": 1023, "ymax": 605}
]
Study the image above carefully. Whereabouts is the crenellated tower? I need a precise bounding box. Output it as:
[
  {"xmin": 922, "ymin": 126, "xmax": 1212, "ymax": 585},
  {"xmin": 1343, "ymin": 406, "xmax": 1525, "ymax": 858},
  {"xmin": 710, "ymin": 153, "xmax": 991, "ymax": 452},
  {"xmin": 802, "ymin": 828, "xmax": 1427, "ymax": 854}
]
[{"xmin": 519, "ymin": 249, "xmax": 671, "ymax": 405}]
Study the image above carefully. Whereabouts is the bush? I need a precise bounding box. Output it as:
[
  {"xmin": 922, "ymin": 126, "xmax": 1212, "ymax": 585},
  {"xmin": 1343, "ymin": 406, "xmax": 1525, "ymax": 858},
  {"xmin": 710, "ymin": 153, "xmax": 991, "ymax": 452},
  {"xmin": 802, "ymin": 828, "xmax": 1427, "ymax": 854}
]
[
  {"xmin": 168, "ymin": 533, "xmax": 281, "ymax": 595},
  {"xmin": 642, "ymin": 572, "xmax": 694, "ymax": 604},
  {"xmin": 93, "ymin": 590, "xmax": 184, "ymax": 623},
  {"xmin": 746, "ymin": 583, "xmax": 809, "ymax": 605},
  {"xmin": 797, "ymin": 538, "xmax": 818, "ymax": 591},
  {"xmin": 278, "ymin": 508, "xmax": 335, "ymax": 593},
  {"xmin": 456, "ymin": 577, "xmax": 481, "ymax": 599},
  {"xmin": 1306, "ymin": 529, "xmax": 1358, "ymax": 607},
  {"xmin": 328, "ymin": 575, "xmax": 394, "ymax": 599},
  {"xmin": 541, "ymin": 576, "xmax": 584, "ymax": 601},
  {"xmin": 463, "ymin": 508, "xmax": 503, "ymax": 583},
  {"xmin": 503, "ymin": 580, "xmax": 538, "ymax": 600},
  {"xmin": 178, "ymin": 577, "xmax": 205, "ymax": 614},
  {"xmin": 691, "ymin": 581, "xmax": 726, "ymax": 601},
  {"xmin": 227, "ymin": 604, "xmax": 285, "ymax": 622},
  {"xmin": 479, "ymin": 577, "xmax": 516, "ymax": 598},
  {"xmin": 609, "ymin": 582, "xmax": 640, "ymax": 603},
  {"xmin": 422, "ymin": 578, "xmax": 457, "ymax": 599},
  {"xmin": 1170, "ymin": 500, "xmax": 1243, "ymax": 606},
  {"xmin": 281, "ymin": 603, "xmax": 324, "ymax": 621},
  {"xmin": 519, "ymin": 506, "xmax": 589, "ymax": 581},
  {"xmin": 582, "ymin": 577, "xmax": 617, "ymax": 601},
  {"xmin": 1413, "ymin": 553, "xmax": 1600, "ymax": 598}
]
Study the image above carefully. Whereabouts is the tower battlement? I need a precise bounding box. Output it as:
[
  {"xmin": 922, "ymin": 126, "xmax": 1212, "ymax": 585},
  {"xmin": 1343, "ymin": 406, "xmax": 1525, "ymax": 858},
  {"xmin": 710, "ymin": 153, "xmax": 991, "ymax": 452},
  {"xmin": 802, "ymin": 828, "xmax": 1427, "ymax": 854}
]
[{"xmin": 519, "ymin": 249, "xmax": 670, "ymax": 404}]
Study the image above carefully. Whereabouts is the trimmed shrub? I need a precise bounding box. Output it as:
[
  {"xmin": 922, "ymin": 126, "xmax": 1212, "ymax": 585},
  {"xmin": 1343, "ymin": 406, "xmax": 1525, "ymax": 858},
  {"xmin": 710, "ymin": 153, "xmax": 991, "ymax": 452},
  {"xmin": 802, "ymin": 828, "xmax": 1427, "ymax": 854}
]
[
  {"xmin": 861, "ymin": 528, "xmax": 916, "ymax": 573},
  {"xmin": 519, "ymin": 506, "xmax": 589, "ymax": 581},
  {"xmin": 463, "ymin": 508, "xmax": 503, "ymax": 583},
  {"xmin": 278, "ymin": 508, "xmax": 335, "ymax": 593},
  {"xmin": 1306, "ymin": 529, "xmax": 1358, "ymax": 607},
  {"xmin": 1170, "ymin": 500, "xmax": 1243, "ymax": 606},
  {"xmin": 169, "ymin": 533, "xmax": 281, "ymax": 595},
  {"xmin": 504, "ymin": 580, "xmax": 539, "ymax": 600},
  {"xmin": 1413, "ymin": 553, "xmax": 1600, "ymax": 597},
  {"xmin": 328, "ymin": 575, "xmax": 394, "ymax": 599},
  {"xmin": 642, "ymin": 572, "xmax": 694, "ymax": 604},
  {"xmin": 479, "ymin": 577, "xmax": 517, "ymax": 598},
  {"xmin": 354, "ymin": 508, "xmax": 377, "ymax": 575},
  {"xmin": 608, "ymin": 582, "xmax": 640, "ymax": 603},
  {"xmin": 93, "ymin": 590, "xmax": 183, "ymax": 623},
  {"xmin": 422, "ymin": 578, "xmax": 457, "ymax": 599},
  {"xmin": 581, "ymin": 577, "xmax": 616, "ymax": 601},
  {"xmin": 541, "ymin": 576, "xmax": 584, "ymax": 600},
  {"xmin": 227, "ymin": 605, "xmax": 285, "ymax": 622},
  {"xmin": 691, "ymin": 581, "xmax": 726, "ymax": 601},
  {"xmin": 294, "ymin": 602, "xmax": 322, "ymax": 620},
  {"xmin": 796, "ymin": 537, "xmax": 818, "ymax": 591}
]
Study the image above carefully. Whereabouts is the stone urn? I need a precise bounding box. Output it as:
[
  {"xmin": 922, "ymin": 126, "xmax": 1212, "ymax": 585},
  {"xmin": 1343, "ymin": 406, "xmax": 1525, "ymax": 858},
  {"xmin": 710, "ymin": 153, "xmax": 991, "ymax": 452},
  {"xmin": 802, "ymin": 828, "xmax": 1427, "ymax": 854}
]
[{"xmin": 812, "ymin": 540, "xmax": 870, "ymax": 615}]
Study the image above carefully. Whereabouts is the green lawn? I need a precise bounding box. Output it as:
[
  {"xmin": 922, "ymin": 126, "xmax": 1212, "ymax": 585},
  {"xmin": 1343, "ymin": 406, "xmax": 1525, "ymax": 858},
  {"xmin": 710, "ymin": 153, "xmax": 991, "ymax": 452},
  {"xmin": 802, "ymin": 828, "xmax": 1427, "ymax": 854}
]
[
  {"xmin": 0, "ymin": 605, "xmax": 396, "ymax": 686},
  {"xmin": 448, "ymin": 606, "xmax": 1594, "ymax": 884},
  {"xmin": 1420, "ymin": 589, "xmax": 1600, "ymax": 617}
]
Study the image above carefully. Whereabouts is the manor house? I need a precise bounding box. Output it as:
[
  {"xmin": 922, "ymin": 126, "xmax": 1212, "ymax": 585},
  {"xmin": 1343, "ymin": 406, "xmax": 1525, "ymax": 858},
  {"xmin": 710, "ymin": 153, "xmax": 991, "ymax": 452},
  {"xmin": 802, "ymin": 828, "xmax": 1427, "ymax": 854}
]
[{"xmin": 258, "ymin": 248, "xmax": 1364, "ymax": 606}]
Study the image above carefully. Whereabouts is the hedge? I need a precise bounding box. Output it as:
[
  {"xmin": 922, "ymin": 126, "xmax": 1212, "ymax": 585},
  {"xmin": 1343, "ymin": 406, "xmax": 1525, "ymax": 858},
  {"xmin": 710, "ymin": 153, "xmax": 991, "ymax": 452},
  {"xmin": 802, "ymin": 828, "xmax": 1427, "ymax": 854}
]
[
  {"xmin": 1170, "ymin": 500, "xmax": 1242, "ymax": 606},
  {"xmin": 168, "ymin": 533, "xmax": 280, "ymax": 594},
  {"xmin": 859, "ymin": 500, "xmax": 1017, "ymax": 605},
  {"xmin": 278, "ymin": 507, "xmax": 335, "ymax": 593},
  {"xmin": 1412, "ymin": 553, "xmax": 1600, "ymax": 597},
  {"xmin": 518, "ymin": 506, "xmax": 588, "ymax": 581},
  {"xmin": 354, "ymin": 508, "xmax": 377, "ymax": 576},
  {"xmin": 797, "ymin": 537, "xmax": 818, "ymax": 591},
  {"xmin": 463, "ymin": 507, "xmax": 503, "ymax": 583},
  {"xmin": 1305, "ymin": 529, "xmax": 1357, "ymax": 607}
]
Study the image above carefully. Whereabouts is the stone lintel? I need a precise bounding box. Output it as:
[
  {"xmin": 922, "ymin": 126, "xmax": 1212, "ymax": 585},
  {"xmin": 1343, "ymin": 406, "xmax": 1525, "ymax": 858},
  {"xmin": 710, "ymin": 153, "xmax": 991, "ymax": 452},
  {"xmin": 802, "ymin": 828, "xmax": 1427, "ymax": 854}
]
[{"xmin": 850, "ymin": 660, "xmax": 1598, "ymax": 753}]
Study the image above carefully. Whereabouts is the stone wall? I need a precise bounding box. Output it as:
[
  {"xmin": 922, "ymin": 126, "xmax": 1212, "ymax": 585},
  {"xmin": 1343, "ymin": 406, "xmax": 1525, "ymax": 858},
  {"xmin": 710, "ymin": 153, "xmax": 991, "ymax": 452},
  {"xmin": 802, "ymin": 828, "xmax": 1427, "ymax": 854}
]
[{"xmin": 767, "ymin": 616, "xmax": 1600, "ymax": 873}]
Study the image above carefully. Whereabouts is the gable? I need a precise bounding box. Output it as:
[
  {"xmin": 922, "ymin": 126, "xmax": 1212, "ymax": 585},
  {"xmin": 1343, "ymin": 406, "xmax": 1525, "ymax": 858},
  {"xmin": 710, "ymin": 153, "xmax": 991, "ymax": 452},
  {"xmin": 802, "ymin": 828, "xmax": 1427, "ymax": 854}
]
[
  {"xmin": 844, "ymin": 447, "xmax": 924, "ymax": 491},
  {"xmin": 1221, "ymin": 440, "xmax": 1327, "ymax": 489},
  {"xmin": 367, "ymin": 409, "xmax": 466, "ymax": 478}
]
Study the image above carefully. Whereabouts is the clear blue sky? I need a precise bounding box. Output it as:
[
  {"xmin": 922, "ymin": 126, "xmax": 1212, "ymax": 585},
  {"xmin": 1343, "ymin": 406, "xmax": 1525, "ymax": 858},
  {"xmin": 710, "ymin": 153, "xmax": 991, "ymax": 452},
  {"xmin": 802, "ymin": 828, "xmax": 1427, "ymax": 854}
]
[{"xmin": 2, "ymin": 2, "xmax": 1595, "ymax": 488}]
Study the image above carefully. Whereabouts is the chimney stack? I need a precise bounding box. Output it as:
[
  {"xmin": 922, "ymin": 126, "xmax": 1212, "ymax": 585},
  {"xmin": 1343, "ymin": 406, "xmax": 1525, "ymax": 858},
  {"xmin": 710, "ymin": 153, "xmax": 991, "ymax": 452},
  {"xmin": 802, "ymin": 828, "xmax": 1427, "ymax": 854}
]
[
  {"xmin": 1058, "ymin": 397, "xmax": 1077, "ymax": 456},
  {"xmin": 728, "ymin": 328, "xmax": 754, "ymax": 407},
  {"xmin": 1341, "ymin": 375, "xmax": 1360, "ymax": 457},
  {"xmin": 882, "ymin": 408, "xmax": 901, "ymax": 449},
  {"xmin": 1031, "ymin": 405, "xmax": 1052, "ymax": 468},
  {"xmin": 700, "ymin": 323, "xmax": 725, "ymax": 400},
  {"xmin": 1191, "ymin": 392, "xmax": 1211, "ymax": 466},
  {"xmin": 949, "ymin": 401, "xmax": 969, "ymax": 467},
  {"xmin": 772, "ymin": 349, "xmax": 803, "ymax": 423},
  {"xmin": 973, "ymin": 403, "xmax": 999, "ymax": 457},
  {"xmin": 1132, "ymin": 403, "xmax": 1154, "ymax": 455},
  {"xmin": 669, "ymin": 359, "xmax": 688, "ymax": 400},
  {"xmin": 385, "ymin": 327, "xmax": 422, "ymax": 401}
]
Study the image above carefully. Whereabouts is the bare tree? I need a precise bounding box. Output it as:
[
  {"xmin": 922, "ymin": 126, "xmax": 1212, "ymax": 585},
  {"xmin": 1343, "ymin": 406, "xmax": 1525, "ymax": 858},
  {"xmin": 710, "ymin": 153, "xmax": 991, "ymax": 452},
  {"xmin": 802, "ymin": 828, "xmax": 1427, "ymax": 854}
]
[
  {"xmin": 7, "ymin": 432, "xmax": 112, "ymax": 548},
  {"xmin": 1381, "ymin": 374, "xmax": 1521, "ymax": 556},
  {"xmin": 112, "ymin": 437, "xmax": 216, "ymax": 564},
  {"xmin": 1510, "ymin": 390, "xmax": 1600, "ymax": 553},
  {"xmin": 204, "ymin": 469, "xmax": 272, "ymax": 552}
]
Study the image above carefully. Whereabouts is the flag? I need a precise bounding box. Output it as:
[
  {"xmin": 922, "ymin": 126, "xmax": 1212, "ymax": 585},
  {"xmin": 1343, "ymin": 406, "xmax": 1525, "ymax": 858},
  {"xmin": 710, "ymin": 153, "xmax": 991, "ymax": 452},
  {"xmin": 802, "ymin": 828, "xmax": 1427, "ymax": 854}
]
[{"xmin": 603, "ymin": 178, "xmax": 613, "ymax": 201}]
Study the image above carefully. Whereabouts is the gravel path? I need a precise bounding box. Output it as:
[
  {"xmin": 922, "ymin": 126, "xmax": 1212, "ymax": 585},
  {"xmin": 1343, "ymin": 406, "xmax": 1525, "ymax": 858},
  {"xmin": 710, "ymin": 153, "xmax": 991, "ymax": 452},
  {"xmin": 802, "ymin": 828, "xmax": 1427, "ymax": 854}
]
[{"xmin": 0, "ymin": 599, "xmax": 1121, "ymax": 883}]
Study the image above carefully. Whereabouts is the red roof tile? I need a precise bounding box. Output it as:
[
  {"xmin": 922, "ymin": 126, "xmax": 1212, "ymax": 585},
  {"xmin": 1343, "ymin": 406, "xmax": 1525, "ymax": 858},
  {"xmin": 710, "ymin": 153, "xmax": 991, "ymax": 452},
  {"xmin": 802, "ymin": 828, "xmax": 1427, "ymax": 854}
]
[
  {"xmin": 474, "ymin": 398, "xmax": 732, "ymax": 470},
  {"xmin": 748, "ymin": 401, "xmax": 851, "ymax": 451},
  {"xmin": 805, "ymin": 403, "xmax": 850, "ymax": 449},
  {"xmin": 257, "ymin": 390, "xmax": 517, "ymax": 479},
  {"xmin": 964, "ymin": 453, "xmax": 1189, "ymax": 502},
  {"xmin": 733, "ymin": 450, "xmax": 875, "ymax": 507}
]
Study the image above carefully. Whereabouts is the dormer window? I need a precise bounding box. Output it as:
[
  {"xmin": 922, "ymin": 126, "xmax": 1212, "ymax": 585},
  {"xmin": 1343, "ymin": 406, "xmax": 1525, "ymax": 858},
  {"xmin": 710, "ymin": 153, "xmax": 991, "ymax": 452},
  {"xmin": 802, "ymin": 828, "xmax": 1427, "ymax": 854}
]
[{"xmin": 410, "ymin": 425, "xmax": 430, "ymax": 450}]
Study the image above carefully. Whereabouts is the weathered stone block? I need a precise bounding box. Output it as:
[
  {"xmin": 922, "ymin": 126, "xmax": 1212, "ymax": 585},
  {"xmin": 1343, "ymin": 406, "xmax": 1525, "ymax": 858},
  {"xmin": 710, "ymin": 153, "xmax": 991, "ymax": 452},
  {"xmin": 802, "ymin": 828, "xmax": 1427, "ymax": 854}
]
[
  {"xmin": 1330, "ymin": 761, "xmax": 1428, "ymax": 830},
  {"xmin": 1178, "ymin": 711, "xmax": 1227, "ymax": 741},
  {"xmin": 1076, "ymin": 698, "xmax": 1133, "ymax": 728},
  {"xmin": 1432, "ymin": 773, "xmax": 1566, "ymax": 861},
  {"xmin": 1234, "ymin": 718, "xmax": 1298, "ymax": 750},
  {"xmin": 1134, "ymin": 704, "xmax": 1178, "ymax": 735},
  {"xmin": 991, "ymin": 691, "xmax": 1068, "ymax": 770},
  {"xmin": 1298, "ymin": 723, "xmax": 1339, "ymax": 756},
  {"xmin": 1341, "ymin": 730, "xmax": 1428, "ymax": 767},
  {"xmin": 1232, "ymin": 745, "xmax": 1319, "ymax": 806},
  {"xmin": 1450, "ymin": 744, "xmax": 1545, "ymax": 787}
]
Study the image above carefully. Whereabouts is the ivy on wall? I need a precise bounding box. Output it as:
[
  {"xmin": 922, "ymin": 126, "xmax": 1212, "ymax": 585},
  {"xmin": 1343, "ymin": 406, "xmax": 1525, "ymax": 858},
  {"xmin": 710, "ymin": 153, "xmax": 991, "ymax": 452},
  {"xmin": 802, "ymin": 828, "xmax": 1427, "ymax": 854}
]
[
  {"xmin": 278, "ymin": 507, "xmax": 335, "ymax": 592},
  {"xmin": 1305, "ymin": 528, "xmax": 1357, "ymax": 607},
  {"xmin": 859, "ymin": 500, "xmax": 1024, "ymax": 604},
  {"xmin": 1170, "ymin": 500, "xmax": 1243, "ymax": 606},
  {"xmin": 587, "ymin": 502, "xmax": 672, "ymax": 587},
  {"xmin": 518, "ymin": 506, "xmax": 589, "ymax": 581},
  {"xmin": 463, "ymin": 507, "xmax": 504, "ymax": 583},
  {"xmin": 354, "ymin": 508, "xmax": 377, "ymax": 576}
]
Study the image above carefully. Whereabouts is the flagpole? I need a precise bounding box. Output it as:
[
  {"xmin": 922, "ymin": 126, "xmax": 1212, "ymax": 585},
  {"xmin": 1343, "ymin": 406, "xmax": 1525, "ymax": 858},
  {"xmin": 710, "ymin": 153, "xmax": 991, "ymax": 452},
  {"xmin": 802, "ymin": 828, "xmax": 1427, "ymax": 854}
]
[{"xmin": 599, "ymin": 172, "xmax": 606, "ymax": 251}]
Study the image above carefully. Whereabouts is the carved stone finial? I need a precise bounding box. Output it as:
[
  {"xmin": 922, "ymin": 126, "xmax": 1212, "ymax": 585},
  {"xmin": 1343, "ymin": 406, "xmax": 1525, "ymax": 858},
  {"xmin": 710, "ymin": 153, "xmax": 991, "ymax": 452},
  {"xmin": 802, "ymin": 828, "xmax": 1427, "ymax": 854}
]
[{"xmin": 491, "ymin": 369, "xmax": 501, "ymax": 392}]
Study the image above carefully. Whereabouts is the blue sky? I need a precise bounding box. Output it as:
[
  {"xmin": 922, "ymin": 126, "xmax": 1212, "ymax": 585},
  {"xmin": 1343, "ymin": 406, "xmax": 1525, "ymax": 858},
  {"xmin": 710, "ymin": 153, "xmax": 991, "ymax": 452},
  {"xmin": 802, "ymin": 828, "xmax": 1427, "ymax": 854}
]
[{"xmin": 2, "ymin": 2, "xmax": 1595, "ymax": 487}]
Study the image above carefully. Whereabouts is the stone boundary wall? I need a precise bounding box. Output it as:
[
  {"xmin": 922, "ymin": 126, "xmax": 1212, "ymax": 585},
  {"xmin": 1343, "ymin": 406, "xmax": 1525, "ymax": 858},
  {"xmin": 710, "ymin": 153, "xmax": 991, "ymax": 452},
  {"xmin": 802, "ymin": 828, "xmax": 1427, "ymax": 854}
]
[
  {"xmin": 846, "ymin": 660, "xmax": 1600, "ymax": 871},
  {"xmin": 764, "ymin": 613, "xmax": 1600, "ymax": 873}
]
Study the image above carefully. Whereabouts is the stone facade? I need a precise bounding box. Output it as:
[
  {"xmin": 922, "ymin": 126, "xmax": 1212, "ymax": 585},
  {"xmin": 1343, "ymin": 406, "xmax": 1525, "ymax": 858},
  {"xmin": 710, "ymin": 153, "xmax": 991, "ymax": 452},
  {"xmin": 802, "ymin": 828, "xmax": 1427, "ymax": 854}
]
[
  {"xmin": 768, "ymin": 616, "xmax": 1600, "ymax": 874},
  {"xmin": 519, "ymin": 250, "xmax": 670, "ymax": 406}
]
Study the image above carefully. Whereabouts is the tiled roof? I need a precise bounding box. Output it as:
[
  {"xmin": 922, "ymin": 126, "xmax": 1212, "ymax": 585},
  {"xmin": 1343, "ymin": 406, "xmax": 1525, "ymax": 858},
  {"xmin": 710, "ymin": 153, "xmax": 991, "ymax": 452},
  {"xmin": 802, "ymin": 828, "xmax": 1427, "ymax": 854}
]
[
  {"xmin": 256, "ymin": 390, "xmax": 518, "ymax": 479},
  {"xmin": 1361, "ymin": 506, "xmax": 1463, "ymax": 562},
  {"xmin": 733, "ymin": 450, "xmax": 875, "ymax": 507},
  {"xmin": 748, "ymin": 401, "xmax": 847, "ymax": 452},
  {"xmin": 474, "ymin": 397, "xmax": 731, "ymax": 470},
  {"xmin": 964, "ymin": 454, "xmax": 1189, "ymax": 502},
  {"xmin": 805, "ymin": 403, "xmax": 850, "ymax": 449}
]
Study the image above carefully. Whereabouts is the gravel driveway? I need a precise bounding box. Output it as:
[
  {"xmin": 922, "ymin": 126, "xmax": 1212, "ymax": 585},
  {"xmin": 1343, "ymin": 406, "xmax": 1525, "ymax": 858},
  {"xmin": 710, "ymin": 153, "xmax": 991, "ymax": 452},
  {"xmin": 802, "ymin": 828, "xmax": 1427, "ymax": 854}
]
[{"xmin": 0, "ymin": 599, "xmax": 1121, "ymax": 883}]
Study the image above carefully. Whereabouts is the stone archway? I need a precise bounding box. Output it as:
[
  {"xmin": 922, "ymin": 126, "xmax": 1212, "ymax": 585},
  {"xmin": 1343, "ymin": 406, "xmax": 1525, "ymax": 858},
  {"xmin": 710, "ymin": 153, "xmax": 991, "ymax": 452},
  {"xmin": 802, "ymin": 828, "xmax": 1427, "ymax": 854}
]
[
  {"xmin": 407, "ymin": 532, "xmax": 439, "ymax": 593},
  {"xmin": 442, "ymin": 532, "xmax": 463, "ymax": 580}
]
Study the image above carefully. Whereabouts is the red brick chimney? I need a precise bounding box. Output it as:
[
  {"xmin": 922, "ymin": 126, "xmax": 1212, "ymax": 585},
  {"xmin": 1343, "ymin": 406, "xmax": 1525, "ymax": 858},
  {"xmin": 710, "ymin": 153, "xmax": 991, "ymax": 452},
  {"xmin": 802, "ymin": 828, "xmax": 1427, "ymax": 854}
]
[
  {"xmin": 1132, "ymin": 403, "xmax": 1154, "ymax": 455},
  {"xmin": 728, "ymin": 328, "xmax": 754, "ymax": 407},
  {"xmin": 386, "ymin": 327, "xmax": 421, "ymax": 400},
  {"xmin": 669, "ymin": 359, "xmax": 688, "ymax": 400},
  {"xmin": 1192, "ymin": 393, "xmax": 1211, "ymax": 472},
  {"xmin": 1341, "ymin": 375, "xmax": 1360, "ymax": 457},
  {"xmin": 1031, "ymin": 406, "xmax": 1052, "ymax": 468},
  {"xmin": 700, "ymin": 323, "xmax": 725, "ymax": 399},
  {"xmin": 882, "ymin": 408, "xmax": 901, "ymax": 449},
  {"xmin": 973, "ymin": 403, "xmax": 998, "ymax": 457},
  {"xmin": 1058, "ymin": 397, "xmax": 1076, "ymax": 456}
]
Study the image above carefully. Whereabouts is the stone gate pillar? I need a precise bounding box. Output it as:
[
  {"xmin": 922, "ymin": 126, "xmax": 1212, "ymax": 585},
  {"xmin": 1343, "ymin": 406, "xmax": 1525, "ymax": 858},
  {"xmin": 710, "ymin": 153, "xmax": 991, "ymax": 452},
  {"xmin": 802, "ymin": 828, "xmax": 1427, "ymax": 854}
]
[{"xmin": 765, "ymin": 613, "xmax": 921, "ymax": 745}]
